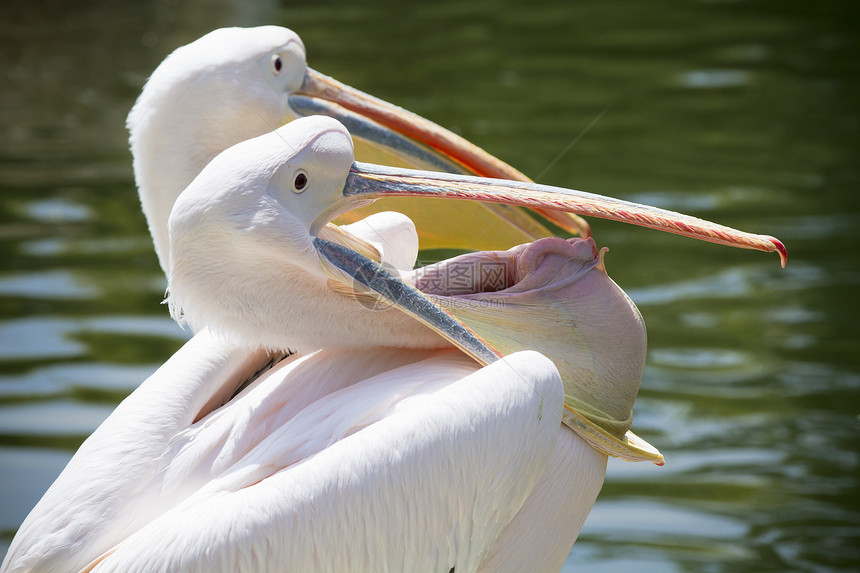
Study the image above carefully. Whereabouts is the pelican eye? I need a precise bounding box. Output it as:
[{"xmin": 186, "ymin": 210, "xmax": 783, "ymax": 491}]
[
  {"xmin": 272, "ymin": 55, "xmax": 283, "ymax": 74},
  {"xmin": 292, "ymin": 171, "xmax": 308, "ymax": 193}
]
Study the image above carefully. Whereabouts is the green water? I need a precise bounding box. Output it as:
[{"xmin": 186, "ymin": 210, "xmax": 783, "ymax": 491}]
[{"xmin": 1, "ymin": 1, "xmax": 858, "ymax": 571}]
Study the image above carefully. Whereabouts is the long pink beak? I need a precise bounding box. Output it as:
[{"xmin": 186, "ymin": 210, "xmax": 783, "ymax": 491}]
[{"xmin": 324, "ymin": 162, "xmax": 787, "ymax": 267}]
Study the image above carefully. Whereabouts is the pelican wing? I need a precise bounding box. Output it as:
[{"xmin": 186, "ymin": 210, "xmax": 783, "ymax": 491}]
[
  {"xmin": 1, "ymin": 330, "xmax": 270, "ymax": 573},
  {"xmin": 81, "ymin": 350, "xmax": 561, "ymax": 573},
  {"xmin": 3, "ymin": 333, "xmax": 566, "ymax": 573}
]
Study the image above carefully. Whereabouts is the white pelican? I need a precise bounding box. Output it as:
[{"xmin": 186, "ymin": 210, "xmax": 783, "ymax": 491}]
[
  {"xmin": 1, "ymin": 115, "xmax": 783, "ymax": 572},
  {"xmin": 1, "ymin": 26, "xmax": 787, "ymax": 572}
]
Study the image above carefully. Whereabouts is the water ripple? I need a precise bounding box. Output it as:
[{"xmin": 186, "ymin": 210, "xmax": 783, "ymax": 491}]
[
  {"xmin": 677, "ymin": 69, "xmax": 751, "ymax": 89},
  {"xmin": 22, "ymin": 197, "xmax": 92, "ymax": 223},
  {"xmin": 628, "ymin": 267, "xmax": 759, "ymax": 306},
  {"xmin": 0, "ymin": 270, "xmax": 98, "ymax": 300},
  {"xmin": 0, "ymin": 400, "xmax": 113, "ymax": 436},
  {"xmin": 0, "ymin": 317, "xmax": 84, "ymax": 361}
]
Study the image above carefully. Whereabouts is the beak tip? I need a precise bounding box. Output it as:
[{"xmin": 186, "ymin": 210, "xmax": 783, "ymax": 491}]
[{"xmin": 770, "ymin": 237, "xmax": 787, "ymax": 268}]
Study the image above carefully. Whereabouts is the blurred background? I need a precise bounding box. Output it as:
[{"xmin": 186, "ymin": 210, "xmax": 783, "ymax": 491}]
[{"xmin": 0, "ymin": 0, "xmax": 857, "ymax": 570}]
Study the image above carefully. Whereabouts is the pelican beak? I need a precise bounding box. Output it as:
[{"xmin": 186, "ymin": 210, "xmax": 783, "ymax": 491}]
[
  {"xmin": 290, "ymin": 69, "xmax": 591, "ymax": 241},
  {"xmin": 314, "ymin": 162, "xmax": 787, "ymax": 266},
  {"xmin": 310, "ymin": 159, "xmax": 784, "ymax": 370},
  {"xmin": 291, "ymin": 68, "xmax": 523, "ymax": 179}
]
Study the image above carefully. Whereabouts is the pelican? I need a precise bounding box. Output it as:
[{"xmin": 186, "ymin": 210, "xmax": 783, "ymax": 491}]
[
  {"xmin": 1, "ymin": 26, "xmax": 787, "ymax": 572},
  {"xmin": 2, "ymin": 114, "xmax": 785, "ymax": 571}
]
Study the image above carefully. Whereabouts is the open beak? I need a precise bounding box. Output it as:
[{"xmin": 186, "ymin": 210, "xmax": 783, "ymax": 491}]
[
  {"xmin": 311, "ymin": 164, "xmax": 784, "ymax": 465},
  {"xmin": 315, "ymin": 162, "xmax": 787, "ymax": 265},
  {"xmin": 290, "ymin": 68, "xmax": 592, "ymax": 242},
  {"xmin": 311, "ymin": 158, "xmax": 785, "ymax": 370}
]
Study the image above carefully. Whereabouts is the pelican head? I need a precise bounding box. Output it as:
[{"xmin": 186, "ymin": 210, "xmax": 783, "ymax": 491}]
[{"xmin": 167, "ymin": 116, "xmax": 442, "ymax": 353}]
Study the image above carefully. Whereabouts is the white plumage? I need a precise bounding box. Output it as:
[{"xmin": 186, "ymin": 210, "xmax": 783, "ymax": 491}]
[{"xmin": 3, "ymin": 24, "xmax": 784, "ymax": 573}]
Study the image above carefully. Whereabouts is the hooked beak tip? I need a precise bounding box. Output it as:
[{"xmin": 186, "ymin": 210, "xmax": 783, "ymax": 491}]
[{"xmin": 771, "ymin": 237, "xmax": 788, "ymax": 268}]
